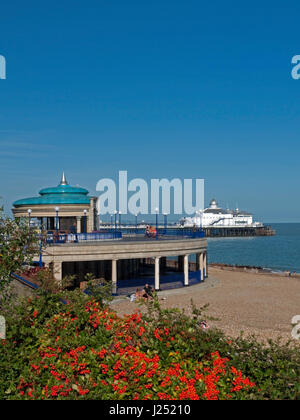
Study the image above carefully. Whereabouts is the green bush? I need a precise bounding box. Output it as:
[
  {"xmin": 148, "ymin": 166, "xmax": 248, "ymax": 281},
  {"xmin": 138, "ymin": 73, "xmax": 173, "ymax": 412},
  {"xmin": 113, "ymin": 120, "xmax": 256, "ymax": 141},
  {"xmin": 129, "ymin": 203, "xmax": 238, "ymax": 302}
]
[{"xmin": 0, "ymin": 291, "xmax": 299, "ymax": 400}]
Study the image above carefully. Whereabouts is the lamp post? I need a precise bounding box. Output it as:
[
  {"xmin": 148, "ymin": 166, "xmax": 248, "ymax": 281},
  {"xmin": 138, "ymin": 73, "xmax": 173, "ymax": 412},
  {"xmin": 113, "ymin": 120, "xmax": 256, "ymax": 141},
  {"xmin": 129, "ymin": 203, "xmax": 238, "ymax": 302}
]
[
  {"xmin": 119, "ymin": 211, "xmax": 122, "ymax": 228},
  {"xmin": 155, "ymin": 208, "xmax": 159, "ymax": 240},
  {"xmin": 39, "ymin": 221, "xmax": 43, "ymax": 268},
  {"xmin": 27, "ymin": 208, "xmax": 32, "ymax": 229},
  {"xmin": 163, "ymin": 213, "xmax": 168, "ymax": 235},
  {"xmin": 135, "ymin": 214, "xmax": 138, "ymax": 235},
  {"xmin": 114, "ymin": 210, "xmax": 117, "ymax": 231},
  {"xmin": 83, "ymin": 209, "xmax": 87, "ymax": 235},
  {"xmin": 110, "ymin": 214, "xmax": 113, "ymax": 227},
  {"xmin": 55, "ymin": 207, "xmax": 59, "ymax": 242}
]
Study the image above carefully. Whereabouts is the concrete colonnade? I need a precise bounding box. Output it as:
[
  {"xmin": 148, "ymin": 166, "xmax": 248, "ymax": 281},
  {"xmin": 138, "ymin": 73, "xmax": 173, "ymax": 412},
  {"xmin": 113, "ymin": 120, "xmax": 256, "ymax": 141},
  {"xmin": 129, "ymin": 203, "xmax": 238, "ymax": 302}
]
[{"xmin": 51, "ymin": 251, "xmax": 208, "ymax": 295}]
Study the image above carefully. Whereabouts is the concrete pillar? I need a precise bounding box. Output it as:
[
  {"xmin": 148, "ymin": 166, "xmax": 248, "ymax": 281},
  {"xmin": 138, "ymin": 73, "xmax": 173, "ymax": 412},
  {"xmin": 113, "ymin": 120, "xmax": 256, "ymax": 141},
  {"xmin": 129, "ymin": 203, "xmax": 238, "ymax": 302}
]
[
  {"xmin": 204, "ymin": 252, "xmax": 208, "ymax": 278},
  {"xmin": 155, "ymin": 257, "xmax": 160, "ymax": 291},
  {"xmin": 200, "ymin": 252, "xmax": 204, "ymax": 281},
  {"xmin": 184, "ymin": 254, "xmax": 189, "ymax": 286},
  {"xmin": 89, "ymin": 197, "xmax": 97, "ymax": 232},
  {"xmin": 112, "ymin": 259, "xmax": 117, "ymax": 295},
  {"xmin": 53, "ymin": 261, "xmax": 62, "ymax": 283},
  {"xmin": 76, "ymin": 216, "xmax": 82, "ymax": 234}
]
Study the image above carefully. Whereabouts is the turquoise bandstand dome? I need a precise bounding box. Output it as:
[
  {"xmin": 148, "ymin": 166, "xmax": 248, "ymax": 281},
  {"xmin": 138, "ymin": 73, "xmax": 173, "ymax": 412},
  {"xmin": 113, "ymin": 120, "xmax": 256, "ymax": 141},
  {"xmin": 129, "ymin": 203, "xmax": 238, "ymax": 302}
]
[
  {"xmin": 13, "ymin": 173, "xmax": 91, "ymax": 207},
  {"xmin": 12, "ymin": 173, "xmax": 97, "ymax": 233}
]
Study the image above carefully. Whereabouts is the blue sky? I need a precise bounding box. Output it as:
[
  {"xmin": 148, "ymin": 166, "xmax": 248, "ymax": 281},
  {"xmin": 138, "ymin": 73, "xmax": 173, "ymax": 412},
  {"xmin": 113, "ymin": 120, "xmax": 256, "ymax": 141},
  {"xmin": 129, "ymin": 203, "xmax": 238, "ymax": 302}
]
[{"xmin": 0, "ymin": 0, "xmax": 300, "ymax": 222}]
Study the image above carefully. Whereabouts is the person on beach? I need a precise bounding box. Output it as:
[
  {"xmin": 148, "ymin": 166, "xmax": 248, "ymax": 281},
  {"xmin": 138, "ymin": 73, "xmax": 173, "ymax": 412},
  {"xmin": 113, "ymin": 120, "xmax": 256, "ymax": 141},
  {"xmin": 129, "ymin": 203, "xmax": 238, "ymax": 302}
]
[
  {"xmin": 199, "ymin": 320, "xmax": 210, "ymax": 331},
  {"xmin": 130, "ymin": 288, "xmax": 144, "ymax": 301},
  {"xmin": 143, "ymin": 283, "xmax": 153, "ymax": 298}
]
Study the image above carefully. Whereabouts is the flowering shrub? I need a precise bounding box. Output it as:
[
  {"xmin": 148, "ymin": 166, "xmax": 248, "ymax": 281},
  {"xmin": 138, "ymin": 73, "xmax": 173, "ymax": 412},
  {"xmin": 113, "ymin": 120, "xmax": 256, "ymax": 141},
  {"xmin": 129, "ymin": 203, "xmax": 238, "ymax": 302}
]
[
  {"xmin": 0, "ymin": 292, "xmax": 299, "ymax": 400},
  {"xmin": 1, "ymin": 295, "xmax": 257, "ymax": 400}
]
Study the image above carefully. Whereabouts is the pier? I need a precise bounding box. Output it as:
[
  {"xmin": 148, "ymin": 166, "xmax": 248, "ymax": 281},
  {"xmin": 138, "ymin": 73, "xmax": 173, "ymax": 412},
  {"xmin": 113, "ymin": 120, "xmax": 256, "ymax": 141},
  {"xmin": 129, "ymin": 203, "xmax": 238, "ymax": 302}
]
[
  {"xmin": 203, "ymin": 225, "xmax": 275, "ymax": 237},
  {"xmin": 101, "ymin": 225, "xmax": 276, "ymax": 238}
]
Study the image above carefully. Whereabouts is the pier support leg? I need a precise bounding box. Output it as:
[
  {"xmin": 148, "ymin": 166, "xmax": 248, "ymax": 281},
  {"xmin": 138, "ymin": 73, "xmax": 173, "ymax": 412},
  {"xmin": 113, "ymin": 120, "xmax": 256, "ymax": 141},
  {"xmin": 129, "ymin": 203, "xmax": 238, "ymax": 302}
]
[
  {"xmin": 112, "ymin": 259, "xmax": 117, "ymax": 295},
  {"xmin": 155, "ymin": 257, "xmax": 160, "ymax": 291},
  {"xmin": 184, "ymin": 254, "xmax": 189, "ymax": 286}
]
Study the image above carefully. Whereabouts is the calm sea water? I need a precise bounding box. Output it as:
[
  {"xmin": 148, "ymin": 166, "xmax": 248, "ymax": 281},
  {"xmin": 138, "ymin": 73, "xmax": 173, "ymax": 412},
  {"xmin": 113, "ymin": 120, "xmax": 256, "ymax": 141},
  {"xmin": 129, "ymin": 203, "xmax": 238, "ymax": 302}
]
[{"xmin": 205, "ymin": 223, "xmax": 300, "ymax": 273}]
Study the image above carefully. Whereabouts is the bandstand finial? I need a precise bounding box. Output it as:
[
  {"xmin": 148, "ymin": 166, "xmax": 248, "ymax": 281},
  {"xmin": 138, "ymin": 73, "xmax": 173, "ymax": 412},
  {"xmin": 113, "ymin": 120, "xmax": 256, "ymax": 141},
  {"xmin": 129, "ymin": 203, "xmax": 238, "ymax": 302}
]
[{"xmin": 60, "ymin": 171, "xmax": 68, "ymax": 186}]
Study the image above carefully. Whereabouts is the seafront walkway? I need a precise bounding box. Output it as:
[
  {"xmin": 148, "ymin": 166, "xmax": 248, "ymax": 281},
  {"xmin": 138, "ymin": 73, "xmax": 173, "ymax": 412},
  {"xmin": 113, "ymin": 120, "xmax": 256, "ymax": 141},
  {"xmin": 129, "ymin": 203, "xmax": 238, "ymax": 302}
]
[{"xmin": 41, "ymin": 233, "xmax": 208, "ymax": 294}]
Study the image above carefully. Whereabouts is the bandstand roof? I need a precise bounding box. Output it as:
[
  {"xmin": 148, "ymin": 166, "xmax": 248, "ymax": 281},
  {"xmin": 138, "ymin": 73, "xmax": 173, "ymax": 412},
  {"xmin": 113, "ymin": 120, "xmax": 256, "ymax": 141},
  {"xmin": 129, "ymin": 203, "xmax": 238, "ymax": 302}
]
[{"xmin": 13, "ymin": 173, "xmax": 91, "ymax": 207}]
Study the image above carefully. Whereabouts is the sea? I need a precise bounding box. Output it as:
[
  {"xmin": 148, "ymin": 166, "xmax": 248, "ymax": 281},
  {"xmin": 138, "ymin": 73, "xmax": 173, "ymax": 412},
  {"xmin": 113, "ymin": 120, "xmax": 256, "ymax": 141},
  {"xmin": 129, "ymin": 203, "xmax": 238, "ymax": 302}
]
[{"xmin": 205, "ymin": 223, "xmax": 300, "ymax": 274}]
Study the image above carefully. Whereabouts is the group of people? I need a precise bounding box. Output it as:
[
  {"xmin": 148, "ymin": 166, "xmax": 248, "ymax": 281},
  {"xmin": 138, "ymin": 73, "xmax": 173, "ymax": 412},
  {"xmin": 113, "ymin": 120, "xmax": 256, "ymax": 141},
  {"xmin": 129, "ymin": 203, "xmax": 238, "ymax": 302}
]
[
  {"xmin": 145, "ymin": 225, "xmax": 157, "ymax": 238},
  {"xmin": 130, "ymin": 283, "xmax": 154, "ymax": 302}
]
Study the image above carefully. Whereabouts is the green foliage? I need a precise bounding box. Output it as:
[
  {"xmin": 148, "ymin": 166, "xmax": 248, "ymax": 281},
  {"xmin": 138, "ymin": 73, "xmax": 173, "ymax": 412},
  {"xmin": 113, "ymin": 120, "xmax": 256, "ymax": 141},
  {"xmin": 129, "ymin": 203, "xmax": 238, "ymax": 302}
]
[
  {"xmin": 0, "ymin": 215, "xmax": 40, "ymax": 296},
  {"xmin": 0, "ymin": 290, "xmax": 299, "ymax": 400},
  {"xmin": 83, "ymin": 273, "xmax": 113, "ymax": 308}
]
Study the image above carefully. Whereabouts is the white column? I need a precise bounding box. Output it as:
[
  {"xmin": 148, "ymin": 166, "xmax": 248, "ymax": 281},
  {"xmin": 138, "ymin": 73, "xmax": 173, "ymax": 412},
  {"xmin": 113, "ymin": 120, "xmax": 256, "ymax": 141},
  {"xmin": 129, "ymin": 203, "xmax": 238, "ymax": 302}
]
[
  {"xmin": 155, "ymin": 257, "xmax": 160, "ymax": 291},
  {"xmin": 112, "ymin": 259, "xmax": 117, "ymax": 295},
  {"xmin": 76, "ymin": 216, "xmax": 82, "ymax": 233},
  {"xmin": 200, "ymin": 252, "xmax": 204, "ymax": 281},
  {"xmin": 204, "ymin": 252, "xmax": 208, "ymax": 278},
  {"xmin": 184, "ymin": 254, "xmax": 189, "ymax": 286},
  {"xmin": 53, "ymin": 261, "xmax": 62, "ymax": 283},
  {"xmin": 89, "ymin": 198, "xmax": 96, "ymax": 232}
]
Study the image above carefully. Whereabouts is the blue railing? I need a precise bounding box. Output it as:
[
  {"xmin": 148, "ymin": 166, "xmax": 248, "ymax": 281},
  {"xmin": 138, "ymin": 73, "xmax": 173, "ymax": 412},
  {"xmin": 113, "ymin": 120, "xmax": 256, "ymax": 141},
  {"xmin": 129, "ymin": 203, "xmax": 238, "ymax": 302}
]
[
  {"xmin": 112, "ymin": 227, "xmax": 205, "ymax": 239},
  {"xmin": 46, "ymin": 231, "xmax": 122, "ymax": 244},
  {"xmin": 10, "ymin": 272, "xmax": 39, "ymax": 290},
  {"xmin": 45, "ymin": 228, "xmax": 204, "ymax": 244}
]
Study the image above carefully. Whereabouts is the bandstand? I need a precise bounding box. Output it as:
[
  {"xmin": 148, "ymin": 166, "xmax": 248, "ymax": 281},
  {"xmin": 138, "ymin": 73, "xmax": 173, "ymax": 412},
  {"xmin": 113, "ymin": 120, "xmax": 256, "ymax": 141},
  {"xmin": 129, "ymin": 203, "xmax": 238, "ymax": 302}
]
[
  {"xmin": 12, "ymin": 173, "xmax": 98, "ymax": 234},
  {"xmin": 12, "ymin": 174, "xmax": 208, "ymax": 295}
]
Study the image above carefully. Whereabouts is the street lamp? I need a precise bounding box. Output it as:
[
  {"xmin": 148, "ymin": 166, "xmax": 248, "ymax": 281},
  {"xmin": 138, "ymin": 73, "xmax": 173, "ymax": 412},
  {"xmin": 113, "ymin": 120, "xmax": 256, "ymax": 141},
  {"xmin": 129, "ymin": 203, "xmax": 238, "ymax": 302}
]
[
  {"xmin": 135, "ymin": 214, "xmax": 138, "ymax": 234},
  {"xmin": 119, "ymin": 211, "xmax": 122, "ymax": 227},
  {"xmin": 114, "ymin": 210, "xmax": 117, "ymax": 231},
  {"xmin": 55, "ymin": 207, "xmax": 59, "ymax": 241},
  {"xmin": 83, "ymin": 209, "xmax": 87, "ymax": 234},
  {"xmin": 155, "ymin": 208, "xmax": 159, "ymax": 240},
  {"xmin": 39, "ymin": 224, "xmax": 43, "ymax": 267},
  {"xmin": 27, "ymin": 208, "xmax": 32, "ymax": 229},
  {"xmin": 110, "ymin": 214, "xmax": 113, "ymax": 227},
  {"xmin": 163, "ymin": 212, "xmax": 168, "ymax": 235}
]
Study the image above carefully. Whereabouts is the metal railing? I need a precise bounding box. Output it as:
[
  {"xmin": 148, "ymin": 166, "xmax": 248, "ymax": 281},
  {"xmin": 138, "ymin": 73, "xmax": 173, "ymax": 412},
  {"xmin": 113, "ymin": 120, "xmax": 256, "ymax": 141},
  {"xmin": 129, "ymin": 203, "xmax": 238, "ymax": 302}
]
[
  {"xmin": 46, "ymin": 231, "xmax": 122, "ymax": 244},
  {"xmin": 114, "ymin": 227, "xmax": 205, "ymax": 239},
  {"xmin": 44, "ymin": 227, "xmax": 204, "ymax": 244}
]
